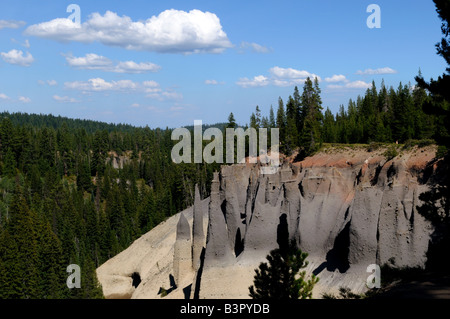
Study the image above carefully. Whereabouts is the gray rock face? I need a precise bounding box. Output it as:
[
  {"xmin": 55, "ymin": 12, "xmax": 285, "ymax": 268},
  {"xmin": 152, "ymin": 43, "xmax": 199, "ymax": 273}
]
[
  {"xmin": 97, "ymin": 146, "xmax": 439, "ymax": 299},
  {"xmin": 192, "ymin": 184, "xmax": 205, "ymax": 270},
  {"xmin": 173, "ymin": 213, "xmax": 192, "ymax": 286},
  {"xmin": 204, "ymin": 172, "xmax": 235, "ymax": 268},
  {"xmin": 198, "ymin": 148, "xmax": 436, "ymax": 297}
]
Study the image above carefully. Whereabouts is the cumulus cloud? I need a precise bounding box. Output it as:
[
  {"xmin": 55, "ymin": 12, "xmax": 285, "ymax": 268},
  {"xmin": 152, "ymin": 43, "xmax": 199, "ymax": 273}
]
[
  {"xmin": 238, "ymin": 67, "xmax": 320, "ymax": 88},
  {"xmin": 269, "ymin": 67, "xmax": 321, "ymax": 86},
  {"xmin": 327, "ymin": 80, "xmax": 372, "ymax": 90},
  {"xmin": 161, "ymin": 91, "xmax": 183, "ymax": 101},
  {"xmin": 324, "ymin": 74, "xmax": 348, "ymax": 83},
  {"xmin": 270, "ymin": 67, "xmax": 319, "ymax": 80},
  {"xmin": 356, "ymin": 67, "xmax": 397, "ymax": 75},
  {"xmin": 65, "ymin": 78, "xmax": 138, "ymax": 92},
  {"xmin": 0, "ymin": 20, "xmax": 26, "ymax": 30},
  {"xmin": 19, "ymin": 96, "xmax": 31, "ymax": 103},
  {"xmin": 25, "ymin": 10, "xmax": 232, "ymax": 54},
  {"xmin": 114, "ymin": 61, "xmax": 161, "ymax": 73},
  {"xmin": 0, "ymin": 49, "xmax": 34, "ymax": 66},
  {"xmin": 0, "ymin": 93, "xmax": 10, "ymax": 100},
  {"xmin": 65, "ymin": 53, "xmax": 161, "ymax": 73},
  {"xmin": 53, "ymin": 95, "xmax": 78, "ymax": 103},
  {"xmin": 240, "ymin": 41, "xmax": 270, "ymax": 53},
  {"xmin": 236, "ymin": 75, "xmax": 270, "ymax": 88},
  {"xmin": 64, "ymin": 77, "xmax": 182, "ymax": 100}
]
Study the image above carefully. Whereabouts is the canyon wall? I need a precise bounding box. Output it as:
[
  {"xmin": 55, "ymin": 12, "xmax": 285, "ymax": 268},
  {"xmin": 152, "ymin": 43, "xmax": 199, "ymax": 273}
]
[{"xmin": 97, "ymin": 145, "xmax": 438, "ymax": 298}]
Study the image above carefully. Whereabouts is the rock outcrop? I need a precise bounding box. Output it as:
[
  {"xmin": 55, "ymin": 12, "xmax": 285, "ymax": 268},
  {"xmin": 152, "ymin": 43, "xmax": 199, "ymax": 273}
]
[
  {"xmin": 97, "ymin": 145, "xmax": 439, "ymax": 298},
  {"xmin": 173, "ymin": 213, "xmax": 192, "ymax": 287},
  {"xmin": 192, "ymin": 185, "xmax": 205, "ymax": 271}
]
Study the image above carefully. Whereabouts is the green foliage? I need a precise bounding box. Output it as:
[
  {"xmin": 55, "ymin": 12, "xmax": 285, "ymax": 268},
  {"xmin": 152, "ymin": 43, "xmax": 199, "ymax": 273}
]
[
  {"xmin": 0, "ymin": 112, "xmax": 220, "ymax": 299},
  {"xmin": 402, "ymin": 139, "xmax": 436, "ymax": 150},
  {"xmin": 249, "ymin": 241, "xmax": 319, "ymax": 299},
  {"xmin": 383, "ymin": 145, "xmax": 399, "ymax": 160}
]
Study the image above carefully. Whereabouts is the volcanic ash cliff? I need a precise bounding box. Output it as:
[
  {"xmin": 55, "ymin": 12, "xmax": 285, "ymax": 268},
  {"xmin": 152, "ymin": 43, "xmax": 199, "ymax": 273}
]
[{"xmin": 97, "ymin": 146, "xmax": 439, "ymax": 298}]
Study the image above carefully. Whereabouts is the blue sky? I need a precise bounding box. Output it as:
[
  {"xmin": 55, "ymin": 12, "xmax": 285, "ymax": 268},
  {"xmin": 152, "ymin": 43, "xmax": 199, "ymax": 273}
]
[{"xmin": 0, "ymin": 0, "xmax": 446, "ymax": 128}]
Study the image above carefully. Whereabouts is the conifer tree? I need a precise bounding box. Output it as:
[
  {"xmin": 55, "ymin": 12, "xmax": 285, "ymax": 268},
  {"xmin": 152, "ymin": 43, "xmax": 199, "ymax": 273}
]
[
  {"xmin": 249, "ymin": 241, "xmax": 318, "ymax": 299},
  {"xmin": 299, "ymin": 77, "xmax": 323, "ymax": 154}
]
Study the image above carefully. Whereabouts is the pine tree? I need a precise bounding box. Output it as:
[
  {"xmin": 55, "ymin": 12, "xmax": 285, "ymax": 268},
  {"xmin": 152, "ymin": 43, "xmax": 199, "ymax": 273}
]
[
  {"xmin": 276, "ymin": 97, "xmax": 287, "ymax": 153},
  {"xmin": 7, "ymin": 186, "xmax": 40, "ymax": 298},
  {"xmin": 227, "ymin": 112, "xmax": 237, "ymax": 129},
  {"xmin": 249, "ymin": 241, "xmax": 319, "ymax": 299},
  {"xmin": 269, "ymin": 105, "xmax": 276, "ymax": 128},
  {"xmin": 255, "ymin": 105, "xmax": 262, "ymax": 129},
  {"xmin": 299, "ymin": 77, "xmax": 324, "ymax": 154},
  {"xmin": 3, "ymin": 148, "xmax": 17, "ymax": 177},
  {"xmin": 322, "ymin": 108, "xmax": 336, "ymax": 143}
]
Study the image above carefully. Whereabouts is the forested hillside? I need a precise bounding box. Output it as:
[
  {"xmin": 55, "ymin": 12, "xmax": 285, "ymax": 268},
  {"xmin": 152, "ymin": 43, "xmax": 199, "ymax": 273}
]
[{"xmin": 0, "ymin": 113, "xmax": 220, "ymax": 298}]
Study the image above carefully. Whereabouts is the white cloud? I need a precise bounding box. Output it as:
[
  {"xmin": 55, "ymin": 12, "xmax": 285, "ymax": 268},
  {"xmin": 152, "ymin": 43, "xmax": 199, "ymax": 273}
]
[
  {"xmin": 0, "ymin": 20, "xmax": 26, "ymax": 30},
  {"xmin": 53, "ymin": 95, "xmax": 78, "ymax": 103},
  {"xmin": 205, "ymin": 79, "xmax": 218, "ymax": 85},
  {"xmin": 327, "ymin": 80, "xmax": 372, "ymax": 90},
  {"xmin": 356, "ymin": 67, "xmax": 397, "ymax": 75},
  {"xmin": 64, "ymin": 78, "xmax": 138, "ymax": 92},
  {"xmin": 0, "ymin": 93, "xmax": 10, "ymax": 100},
  {"xmin": 0, "ymin": 49, "xmax": 34, "ymax": 66},
  {"xmin": 143, "ymin": 81, "xmax": 162, "ymax": 95},
  {"xmin": 130, "ymin": 103, "xmax": 140, "ymax": 108},
  {"xmin": 65, "ymin": 53, "xmax": 161, "ymax": 73},
  {"xmin": 114, "ymin": 61, "xmax": 160, "ymax": 73},
  {"xmin": 64, "ymin": 77, "xmax": 182, "ymax": 101},
  {"xmin": 66, "ymin": 53, "xmax": 111, "ymax": 69},
  {"xmin": 238, "ymin": 67, "xmax": 322, "ymax": 88},
  {"xmin": 269, "ymin": 66, "xmax": 321, "ymax": 86},
  {"xmin": 38, "ymin": 79, "xmax": 57, "ymax": 86},
  {"xmin": 270, "ymin": 67, "xmax": 321, "ymax": 81},
  {"xmin": 25, "ymin": 9, "xmax": 232, "ymax": 54},
  {"xmin": 240, "ymin": 41, "xmax": 270, "ymax": 53},
  {"xmin": 346, "ymin": 80, "xmax": 372, "ymax": 89},
  {"xmin": 11, "ymin": 38, "xmax": 31, "ymax": 48},
  {"xmin": 19, "ymin": 96, "xmax": 31, "ymax": 103},
  {"xmin": 236, "ymin": 75, "xmax": 270, "ymax": 88},
  {"xmin": 161, "ymin": 91, "xmax": 183, "ymax": 101},
  {"xmin": 205, "ymin": 79, "xmax": 225, "ymax": 85},
  {"xmin": 324, "ymin": 74, "xmax": 348, "ymax": 83},
  {"xmin": 143, "ymin": 80, "xmax": 160, "ymax": 88}
]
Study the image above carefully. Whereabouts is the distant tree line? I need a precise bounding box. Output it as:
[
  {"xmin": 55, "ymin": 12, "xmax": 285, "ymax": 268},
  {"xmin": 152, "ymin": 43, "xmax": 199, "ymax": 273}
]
[{"xmin": 229, "ymin": 73, "xmax": 444, "ymax": 157}]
